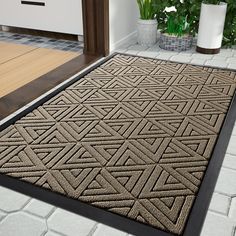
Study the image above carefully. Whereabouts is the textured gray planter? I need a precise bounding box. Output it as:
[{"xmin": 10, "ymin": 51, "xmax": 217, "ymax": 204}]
[
  {"xmin": 137, "ymin": 19, "xmax": 157, "ymax": 46},
  {"xmin": 159, "ymin": 33, "xmax": 193, "ymax": 51}
]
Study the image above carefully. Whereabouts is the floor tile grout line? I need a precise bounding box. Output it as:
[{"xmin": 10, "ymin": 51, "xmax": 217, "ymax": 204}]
[
  {"xmin": 21, "ymin": 198, "xmax": 34, "ymax": 210},
  {"xmin": 209, "ymin": 208, "xmax": 231, "ymax": 217},
  {"xmin": 47, "ymin": 228, "xmax": 70, "ymax": 236},
  {"xmin": 222, "ymin": 165, "xmax": 236, "ymax": 171},
  {"xmin": 0, "ymin": 212, "xmax": 8, "ymax": 224},
  {"xmin": 227, "ymin": 197, "xmax": 234, "ymax": 217},
  {"xmin": 87, "ymin": 222, "xmax": 99, "ymax": 236},
  {"xmin": 45, "ymin": 207, "xmax": 57, "ymax": 220},
  {"xmin": 232, "ymin": 226, "xmax": 236, "ymax": 236},
  {"xmin": 40, "ymin": 218, "xmax": 49, "ymax": 236},
  {"xmin": 214, "ymin": 190, "xmax": 236, "ymax": 198},
  {"xmin": 221, "ymin": 166, "xmax": 236, "ymax": 172},
  {"xmin": 22, "ymin": 205, "xmax": 56, "ymax": 221},
  {"xmin": 0, "ymin": 198, "xmax": 32, "ymax": 215}
]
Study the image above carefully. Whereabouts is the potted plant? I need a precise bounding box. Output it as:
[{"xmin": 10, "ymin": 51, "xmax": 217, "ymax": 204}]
[
  {"xmin": 223, "ymin": 0, "xmax": 236, "ymax": 47},
  {"xmin": 196, "ymin": 1, "xmax": 228, "ymax": 54},
  {"xmin": 153, "ymin": 0, "xmax": 198, "ymax": 51},
  {"xmin": 137, "ymin": 0, "xmax": 157, "ymax": 46}
]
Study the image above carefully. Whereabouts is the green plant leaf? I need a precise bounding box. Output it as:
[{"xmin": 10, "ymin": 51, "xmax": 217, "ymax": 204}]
[{"xmin": 137, "ymin": 0, "xmax": 155, "ymax": 19}]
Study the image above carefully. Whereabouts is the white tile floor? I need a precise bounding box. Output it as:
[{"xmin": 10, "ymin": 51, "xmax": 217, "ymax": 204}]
[{"xmin": 0, "ymin": 40, "xmax": 236, "ymax": 236}]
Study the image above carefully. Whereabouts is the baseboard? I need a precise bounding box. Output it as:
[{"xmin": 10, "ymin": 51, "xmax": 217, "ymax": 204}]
[
  {"xmin": 1, "ymin": 25, "xmax": 10, "ymax": 31},
  {"xmin": 110, "ymin": 31, "xmax": 137, "ymax": 51}
]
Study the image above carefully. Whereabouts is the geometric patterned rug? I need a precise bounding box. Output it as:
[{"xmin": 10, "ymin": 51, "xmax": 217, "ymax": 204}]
[{"xmin": 0, "ymin": 54, "xmax": 236, "ymax": 235}]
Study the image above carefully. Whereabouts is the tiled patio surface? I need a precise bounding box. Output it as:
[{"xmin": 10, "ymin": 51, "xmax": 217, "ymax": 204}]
[
  {"xmin": 0, "ymin": 31, "xmax": 84, "ymax": 53},
  {"xmin": 0, "ymin": 40, "xmax": 236, "ymax": 236}
]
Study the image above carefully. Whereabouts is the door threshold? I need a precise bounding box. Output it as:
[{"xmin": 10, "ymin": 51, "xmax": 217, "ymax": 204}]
[{"xmin": 0, "ymin": 53, "xmax": 102, "ymax": 120}]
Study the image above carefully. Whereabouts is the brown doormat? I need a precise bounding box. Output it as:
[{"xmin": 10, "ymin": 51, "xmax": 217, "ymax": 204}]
[{"xmin": 0, "ymin": 54, "xmax": 236, "ymax": 236}]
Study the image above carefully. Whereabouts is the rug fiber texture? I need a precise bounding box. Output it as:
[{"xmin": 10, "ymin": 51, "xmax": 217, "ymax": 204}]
[{"xmin": 1, "ymin": 54, "xmax": 236, "ymax": 235}]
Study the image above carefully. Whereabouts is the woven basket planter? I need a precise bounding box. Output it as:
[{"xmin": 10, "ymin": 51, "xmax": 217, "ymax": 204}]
[{"xmin": 159, "ymin": 33, "xmax": 193, "ymax": 51}]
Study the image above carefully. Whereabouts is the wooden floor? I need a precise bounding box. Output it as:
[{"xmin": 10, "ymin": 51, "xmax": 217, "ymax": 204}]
[{"xmin": 0, "ymin": 41, "xmax": 79, "ymax": 97}]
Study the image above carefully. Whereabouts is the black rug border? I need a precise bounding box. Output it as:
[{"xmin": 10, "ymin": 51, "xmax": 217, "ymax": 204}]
[{"xmin": 0, "ymin": 52, "xmax": 236, "ymax": 236}]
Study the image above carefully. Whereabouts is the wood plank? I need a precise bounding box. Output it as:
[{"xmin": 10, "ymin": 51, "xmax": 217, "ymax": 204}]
[
  {"xmin": 0, "ymin": 45, "xmax": 79, "ymax": 97},
  {"xmin": 0, "ymin": 42, "xmax": 36, "ymax": 64},
  {"xmin": 82, "ymin": 0, "xmax": 109, "ymax": 56}
]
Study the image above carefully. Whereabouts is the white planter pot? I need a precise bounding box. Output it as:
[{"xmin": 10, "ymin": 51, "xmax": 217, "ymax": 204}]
[
  {"xmin": 197, "ymin": 2, "xmax": 227, "ymax": 54},
  {"xmin": 137, "ymin": 19, "xmax": 157, "ymax": 46}
]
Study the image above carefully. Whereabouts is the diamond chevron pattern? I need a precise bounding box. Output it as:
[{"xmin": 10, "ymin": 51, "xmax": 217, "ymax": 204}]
[{"xmin": 0, "ymin": 54, "xmax": 236, "ymax": 235}]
